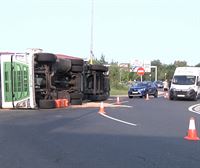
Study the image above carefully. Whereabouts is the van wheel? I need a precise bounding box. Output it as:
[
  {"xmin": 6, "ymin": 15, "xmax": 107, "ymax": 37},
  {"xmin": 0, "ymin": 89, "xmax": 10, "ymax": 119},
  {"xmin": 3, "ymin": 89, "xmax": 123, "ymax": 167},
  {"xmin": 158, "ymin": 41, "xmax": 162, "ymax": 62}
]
[
  {"xmin": 193, "ymin": 93, "xmax": 198, "ymax": 101},
  {"xmin": 169, "ymin": 95, "xmax": 174, "ymax": 100}
]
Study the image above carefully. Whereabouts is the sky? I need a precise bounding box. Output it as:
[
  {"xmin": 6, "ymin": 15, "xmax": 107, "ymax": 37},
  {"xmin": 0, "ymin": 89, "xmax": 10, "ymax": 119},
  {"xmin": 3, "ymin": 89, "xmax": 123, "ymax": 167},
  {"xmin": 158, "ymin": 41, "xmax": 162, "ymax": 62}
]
[{"xmin": 1, "ymin": 0, "xmax": 200, "ymax": 66}]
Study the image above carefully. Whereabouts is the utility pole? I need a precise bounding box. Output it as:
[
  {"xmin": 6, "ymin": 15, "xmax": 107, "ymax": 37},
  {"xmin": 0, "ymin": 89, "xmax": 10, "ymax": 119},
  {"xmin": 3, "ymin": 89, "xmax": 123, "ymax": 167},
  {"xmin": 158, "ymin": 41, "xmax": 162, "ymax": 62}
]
[{"xmin": 89, "ymin": 0, "xmax": 94, "ymax": 64}]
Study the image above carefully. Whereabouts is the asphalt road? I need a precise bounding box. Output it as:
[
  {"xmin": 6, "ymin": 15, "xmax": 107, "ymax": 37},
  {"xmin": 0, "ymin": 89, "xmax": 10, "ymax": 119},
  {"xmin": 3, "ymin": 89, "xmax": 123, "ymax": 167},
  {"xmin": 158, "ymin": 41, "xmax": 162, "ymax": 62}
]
[{"xmin": 0, "ymin": 96, "xmax": 200, "ymax": 168}]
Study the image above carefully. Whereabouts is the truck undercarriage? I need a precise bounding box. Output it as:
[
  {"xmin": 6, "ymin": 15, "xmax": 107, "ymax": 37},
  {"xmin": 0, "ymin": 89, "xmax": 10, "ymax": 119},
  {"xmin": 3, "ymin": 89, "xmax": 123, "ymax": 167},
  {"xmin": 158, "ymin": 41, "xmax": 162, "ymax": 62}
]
[{"xmin": 34, "ymin": 53, "xmax": 110, "ymax": 108}]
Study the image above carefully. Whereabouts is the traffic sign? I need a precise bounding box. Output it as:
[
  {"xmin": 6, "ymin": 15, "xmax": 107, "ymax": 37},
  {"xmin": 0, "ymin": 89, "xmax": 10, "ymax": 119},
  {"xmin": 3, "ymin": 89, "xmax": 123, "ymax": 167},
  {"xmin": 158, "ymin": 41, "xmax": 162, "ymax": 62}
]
[{"xmin": 137, "ymin": 67, "xmax": 145, "ymax": 76}]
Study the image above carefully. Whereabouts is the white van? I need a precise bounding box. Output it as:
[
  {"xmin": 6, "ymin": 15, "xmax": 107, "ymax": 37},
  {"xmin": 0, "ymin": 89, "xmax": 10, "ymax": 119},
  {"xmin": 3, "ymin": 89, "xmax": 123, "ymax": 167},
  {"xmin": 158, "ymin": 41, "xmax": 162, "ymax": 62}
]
[{"xmin": 169, "ymin": 67, "xmax": 200, "ymax": 100}]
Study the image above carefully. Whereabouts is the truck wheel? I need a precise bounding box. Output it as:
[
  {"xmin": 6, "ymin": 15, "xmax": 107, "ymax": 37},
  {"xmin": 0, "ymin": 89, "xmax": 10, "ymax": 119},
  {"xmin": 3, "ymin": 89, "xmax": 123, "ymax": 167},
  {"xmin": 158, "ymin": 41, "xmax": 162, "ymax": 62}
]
[
  {"xmin": 89, "ymin": 65, "xmax": 108, "ymax": 72},
  {"xmin": 71, "ymin": 66, "xmax": 83, "ymax": 72},
  {"xmin": 35, "ymin": 53, "xmax": 57, "ymax": 63},
  {"xmin": 71, "ymin": 59, "xmax": 84, "ymax": 66},
  {"xmin": 87, "ymin": 94, "xmax": 107, "ymax": 101},
  {"xmin": 39, "ymin": 100, "xmax": 56, "ymax": 109},
  {"xmin": 71, "ymin": 99, "xmax": 82, "ymax": 105},
  {"xmin": 55, "ymin": 59, "xmax": 71, "ymax": 73},
  {"xmin": 70, "ymin": 93, "xmax": 83, "ymax": 99}
]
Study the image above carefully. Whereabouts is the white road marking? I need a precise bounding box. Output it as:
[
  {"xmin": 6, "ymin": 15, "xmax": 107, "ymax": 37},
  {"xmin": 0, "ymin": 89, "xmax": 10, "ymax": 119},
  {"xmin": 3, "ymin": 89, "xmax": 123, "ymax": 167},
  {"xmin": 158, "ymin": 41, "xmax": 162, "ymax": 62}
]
[
  {"xmin": 188, "ymin": 104, "xmax": 200, "ymax": 115},
  {"xmin": 99, "ymin": 112, "xmax": 137, "ymax": 126}
]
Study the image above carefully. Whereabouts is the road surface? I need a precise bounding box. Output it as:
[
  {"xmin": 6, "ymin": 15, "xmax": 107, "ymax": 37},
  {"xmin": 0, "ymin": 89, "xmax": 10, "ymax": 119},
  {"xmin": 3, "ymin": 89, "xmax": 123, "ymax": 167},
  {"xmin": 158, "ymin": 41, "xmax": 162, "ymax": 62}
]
[{"xmin": 0, "ymin": 95, "xmax": 200, "ymax": 168}]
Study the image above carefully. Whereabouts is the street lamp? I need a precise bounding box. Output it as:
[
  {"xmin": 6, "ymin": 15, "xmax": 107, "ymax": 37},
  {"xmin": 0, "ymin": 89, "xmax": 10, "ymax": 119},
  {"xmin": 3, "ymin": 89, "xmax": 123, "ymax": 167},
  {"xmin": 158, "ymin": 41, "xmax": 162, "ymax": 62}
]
[{"xmin": 89, "ymin": 0, "xmax": 94, "ymax": 64}]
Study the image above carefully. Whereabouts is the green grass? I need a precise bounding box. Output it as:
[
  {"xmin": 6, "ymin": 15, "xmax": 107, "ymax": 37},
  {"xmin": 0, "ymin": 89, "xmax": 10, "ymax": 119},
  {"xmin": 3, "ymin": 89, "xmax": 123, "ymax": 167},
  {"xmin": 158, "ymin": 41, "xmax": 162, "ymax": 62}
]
[{"xmin": 110, "ymin": 87, "xmax": 128, "ymax": 96}]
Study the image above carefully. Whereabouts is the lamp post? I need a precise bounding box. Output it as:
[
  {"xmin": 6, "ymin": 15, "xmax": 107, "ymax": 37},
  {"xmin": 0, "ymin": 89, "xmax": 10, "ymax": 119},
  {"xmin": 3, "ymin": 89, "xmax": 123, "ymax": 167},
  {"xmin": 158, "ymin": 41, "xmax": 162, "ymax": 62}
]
[{"xmin": 89, "ymin": 0, "xmax": 94, "ymax": 64}]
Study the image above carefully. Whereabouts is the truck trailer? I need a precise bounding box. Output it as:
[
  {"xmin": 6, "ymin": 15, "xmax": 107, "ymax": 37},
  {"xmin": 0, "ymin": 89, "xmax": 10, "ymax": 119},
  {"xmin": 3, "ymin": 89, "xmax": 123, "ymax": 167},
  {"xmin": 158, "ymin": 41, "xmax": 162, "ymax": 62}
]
[{"xmin": 0, "ymin": 49, "xmax": 110, "ymax": 109}]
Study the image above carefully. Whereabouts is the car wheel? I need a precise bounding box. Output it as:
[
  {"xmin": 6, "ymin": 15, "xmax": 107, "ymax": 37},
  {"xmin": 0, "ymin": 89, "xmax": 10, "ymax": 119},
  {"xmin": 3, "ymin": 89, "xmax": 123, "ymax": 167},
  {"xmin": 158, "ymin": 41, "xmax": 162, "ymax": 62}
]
[
  {"xmin": 128, "ymin": 95, "xmax": 133, "ymax": 99},
  {"xmin": 154, "ymin": 91, "xmax": 158, "ymax": 98}
]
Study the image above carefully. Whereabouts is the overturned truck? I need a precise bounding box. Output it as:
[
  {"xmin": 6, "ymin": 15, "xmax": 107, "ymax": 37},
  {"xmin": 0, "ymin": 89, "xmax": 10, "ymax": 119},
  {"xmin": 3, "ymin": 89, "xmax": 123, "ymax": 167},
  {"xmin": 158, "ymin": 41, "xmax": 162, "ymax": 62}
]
[{"xmin": 0, "ymin": 49, "xmax": 110, "ymax": 109}]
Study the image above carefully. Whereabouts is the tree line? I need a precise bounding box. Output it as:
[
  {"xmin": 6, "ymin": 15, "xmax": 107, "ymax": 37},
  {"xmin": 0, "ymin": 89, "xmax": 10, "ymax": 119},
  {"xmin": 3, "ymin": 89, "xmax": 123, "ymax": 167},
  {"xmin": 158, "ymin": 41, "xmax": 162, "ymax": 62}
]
[{"xmin": 93, "ymin": 54, "xmax": 200, "ymax": 89}]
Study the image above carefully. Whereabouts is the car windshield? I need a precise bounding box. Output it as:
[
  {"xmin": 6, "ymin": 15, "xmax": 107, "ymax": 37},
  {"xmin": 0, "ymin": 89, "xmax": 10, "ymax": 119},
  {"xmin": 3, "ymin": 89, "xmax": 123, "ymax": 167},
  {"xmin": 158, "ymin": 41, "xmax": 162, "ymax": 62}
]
[
  {"xmin": 172, "ymin": 75, "xmax": 196, "ymax": 85},
  {"xmin": 134, "ymin": 82, "xmax": 148, "ymax": 87}
]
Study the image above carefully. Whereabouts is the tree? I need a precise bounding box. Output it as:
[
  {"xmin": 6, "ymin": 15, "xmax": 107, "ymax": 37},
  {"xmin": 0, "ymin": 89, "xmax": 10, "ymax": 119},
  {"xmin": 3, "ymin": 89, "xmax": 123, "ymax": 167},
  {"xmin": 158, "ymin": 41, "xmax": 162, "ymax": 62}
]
[
  {"xmin": 99, "ymin": 54, "xmax": 108, "ymax": 65},
  {"xmin": 195, "ymin": 63, "xmax": 200, "ymax": 67},
  {"xmin": 109, "ymin": 64, "xmax": 120, "ymax": 88},
  {"xmin": 174, "ymin": 60, "xmax": 187, "ymax": 67}
]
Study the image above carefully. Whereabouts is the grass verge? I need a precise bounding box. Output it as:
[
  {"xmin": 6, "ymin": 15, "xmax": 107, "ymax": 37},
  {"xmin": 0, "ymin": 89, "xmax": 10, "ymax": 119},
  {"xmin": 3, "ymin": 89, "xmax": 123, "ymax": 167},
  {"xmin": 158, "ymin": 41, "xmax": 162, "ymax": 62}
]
[{"xmin": 110, "ymin": 87, "xmax": 128, "ymax": 96}]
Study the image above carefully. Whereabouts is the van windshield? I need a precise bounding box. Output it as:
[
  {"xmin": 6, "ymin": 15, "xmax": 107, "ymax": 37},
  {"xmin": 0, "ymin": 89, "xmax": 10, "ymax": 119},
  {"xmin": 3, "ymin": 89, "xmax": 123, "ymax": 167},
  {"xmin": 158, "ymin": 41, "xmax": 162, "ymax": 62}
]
[{"xmin": 172, "ymin": 75, "xmax": 196, "ymax": 85}]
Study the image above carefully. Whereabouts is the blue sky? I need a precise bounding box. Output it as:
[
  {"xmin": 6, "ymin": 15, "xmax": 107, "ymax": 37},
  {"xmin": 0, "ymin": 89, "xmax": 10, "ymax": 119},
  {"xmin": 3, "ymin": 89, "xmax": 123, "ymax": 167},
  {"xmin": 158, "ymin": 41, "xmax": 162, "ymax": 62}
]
[{"xmin": 1, "ymin": 0, "xmax": 200, "ymax": 65}]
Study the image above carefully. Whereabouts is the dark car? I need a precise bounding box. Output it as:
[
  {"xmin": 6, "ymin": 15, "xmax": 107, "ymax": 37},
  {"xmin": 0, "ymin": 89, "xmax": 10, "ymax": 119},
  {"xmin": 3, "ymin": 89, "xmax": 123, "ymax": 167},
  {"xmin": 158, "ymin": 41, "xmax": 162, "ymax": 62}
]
[
  {"xmin": 154, "ymin": 80, "xmax": 164, "ymax": 88},
  {"xmin": 128, "ymin": 81, "xmax": 158, "ymax": 98}
]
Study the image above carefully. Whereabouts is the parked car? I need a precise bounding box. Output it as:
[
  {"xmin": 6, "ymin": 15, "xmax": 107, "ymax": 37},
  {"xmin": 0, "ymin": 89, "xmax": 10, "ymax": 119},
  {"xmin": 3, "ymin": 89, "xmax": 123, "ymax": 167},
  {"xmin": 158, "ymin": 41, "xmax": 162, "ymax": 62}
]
[
  {"xmin": 128, "ymin": 81, "xmax": 158, "ymax": 98},
  {"xmin": 154, "ymin": 80, "xmax": 164, "ymax": 88}
]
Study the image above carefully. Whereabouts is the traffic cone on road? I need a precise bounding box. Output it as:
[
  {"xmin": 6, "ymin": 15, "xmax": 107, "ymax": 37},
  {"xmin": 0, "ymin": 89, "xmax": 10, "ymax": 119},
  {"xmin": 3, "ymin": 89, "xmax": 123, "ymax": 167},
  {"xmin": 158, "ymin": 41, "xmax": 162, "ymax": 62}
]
[
  {"xmin": 184, "ymin": 117, "xmax": 200, "ymax": 141},
  {"xmin": 98, "ymin": 102, "xmax": 106, "ymax": 114},
  {"xmin": 116, "ymin": 96, "xmax": 121, "ymax": 105},
  {"xmin": 145, "ymin": 93, "xmax": 149, "ymax": 100}
]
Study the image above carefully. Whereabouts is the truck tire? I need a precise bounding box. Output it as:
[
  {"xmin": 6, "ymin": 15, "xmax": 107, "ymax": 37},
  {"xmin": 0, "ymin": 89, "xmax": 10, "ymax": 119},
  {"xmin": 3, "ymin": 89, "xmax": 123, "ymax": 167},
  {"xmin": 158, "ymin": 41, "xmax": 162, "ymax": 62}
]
[
  {"xmin": 71, "ymin": 65, "xmax": 83, "ymax": 72},
  {"xmin": 70, "ymin": 93, "xmax": 83, "ymax": 105},
  {"xmin": 70, "ymin": 93, "xmax": 83, "ymax": 99},
  {"xmin": 55, "ymin": 59, "xmax": 71, "ymax": 73},
  {"xmin": 88, "ymin": 65, "xmax": 108, "ymax": 72},
  {"xmin": 39, "ymin": 100, "xmax": 56, "ymax": 109},
  {"xmin": 87, "ymin": 94, "xmax": 107, "ymax": 101},
  {"xmin": 35, "ymin": 53, "xmax": 57, "ymax": 63},
  {"xmin": 70, "ymin": 99, "xmax": 82, "ymax": 105},
  {"xmin": 71, "ymin": 59, "xmax": 84, "ymax": 66}
]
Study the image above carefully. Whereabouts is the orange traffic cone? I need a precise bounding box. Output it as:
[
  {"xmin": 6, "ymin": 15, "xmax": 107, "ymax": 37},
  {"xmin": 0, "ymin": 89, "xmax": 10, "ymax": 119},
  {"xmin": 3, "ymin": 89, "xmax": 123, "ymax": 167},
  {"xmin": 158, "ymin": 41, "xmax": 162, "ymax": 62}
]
[
  {"xmin": 98, "ymin": 102, "xmax": 106, "ymax": 114},
  {"xmin": 184, "ymin": 117, "xmax": 200, "ymax": 141},
  {"xmin": 145, "ymin": 93, "xmax": 149, "ymax": 100},
  {"xmin": 116, "ymin": 96, "xmax": 120, "ymax": 105}
]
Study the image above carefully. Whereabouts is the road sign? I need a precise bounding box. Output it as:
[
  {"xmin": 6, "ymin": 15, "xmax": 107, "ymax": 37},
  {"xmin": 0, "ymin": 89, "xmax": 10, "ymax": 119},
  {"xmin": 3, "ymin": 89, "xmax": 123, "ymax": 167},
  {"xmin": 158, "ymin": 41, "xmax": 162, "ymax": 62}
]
[
  {"xmin": 137, "ymin": 67, "xmax": 145, "ymax": 76},
  {"xmin": 130, "ymin": 59, "xmax": 151, "ymax": 72}
]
